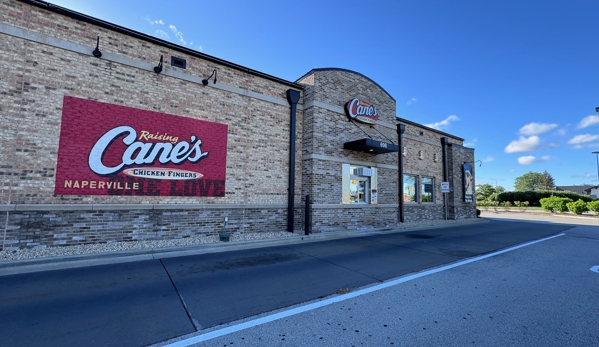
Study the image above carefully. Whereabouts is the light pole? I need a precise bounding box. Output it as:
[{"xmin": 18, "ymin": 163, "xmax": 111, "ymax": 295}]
[{"xmin": 593, "ymin": 151, "xmax": 599, "ymax": 184}]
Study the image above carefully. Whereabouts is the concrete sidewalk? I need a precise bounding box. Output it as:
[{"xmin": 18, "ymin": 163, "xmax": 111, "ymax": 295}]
[{"xmin": 0, "ymin": 218, "xmax": 487, "ymax": 276}]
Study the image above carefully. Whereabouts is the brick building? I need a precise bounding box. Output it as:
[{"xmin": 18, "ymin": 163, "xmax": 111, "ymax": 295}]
[{"xmin": 0, "ymin": 0, "xmax": 475, "ymax": 251}]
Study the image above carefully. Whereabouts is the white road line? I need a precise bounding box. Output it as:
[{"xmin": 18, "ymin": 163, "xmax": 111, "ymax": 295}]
[
  {"xmin": 591, "ymin": 265, "xmax": 599, "ymax": 273},
  {"xmin": 163, "ymin": 233, "xmax": 566, "ymax": 347}
]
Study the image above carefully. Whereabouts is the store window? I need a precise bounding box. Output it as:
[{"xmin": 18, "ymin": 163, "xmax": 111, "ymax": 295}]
[
  {"xmin": 342, "ymin": 164, "xmax": 377, "ymax": 204},
  {"xmin": 403, "ymin": 174, "xmax": 417, "ymax": 203},
  {"xmin": 421, "ymin": 177, "xmax": 434, "ymax": 203}
]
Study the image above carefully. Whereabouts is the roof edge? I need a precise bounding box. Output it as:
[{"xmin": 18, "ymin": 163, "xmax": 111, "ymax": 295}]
[
  {"xmin": 296, "ymin": 68, "xmax": 395, "ymax": 102},
  {"xmin": 19, "ymin": 0, "xmax": 303, "ymax": 89},
  {"xmin": 396, "ymin": 117, "xmax": 465, "ymax": 141}
]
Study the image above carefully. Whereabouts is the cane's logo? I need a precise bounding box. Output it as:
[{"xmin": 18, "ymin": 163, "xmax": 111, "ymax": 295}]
[
  {"xmin": 88, "ymin": 126, "xmax": 208, "ymax": 178},
  {"xmin": 345, "ymin": 98, "xmax": 379, "ymax": 124}
]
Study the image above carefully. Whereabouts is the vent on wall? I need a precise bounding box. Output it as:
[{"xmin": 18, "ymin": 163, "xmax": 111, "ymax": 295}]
[{"xmin": 171, "ymin": 56, "xmax": 186, "ymax": 69}]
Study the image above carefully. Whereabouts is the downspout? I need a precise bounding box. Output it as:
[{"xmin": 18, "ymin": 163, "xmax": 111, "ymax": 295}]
[
  {"xmin": 441, "ymin": 137, "xmax": 449, "ymax": 220},
  {"xmin": 397, "ymin": 124, "xmax": 405, "ymax": 223},
  {"xmin": 286, "ymin": 89, "xmax": 300, "ymax": 233}
]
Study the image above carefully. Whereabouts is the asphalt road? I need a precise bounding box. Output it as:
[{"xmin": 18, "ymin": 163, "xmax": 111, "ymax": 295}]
[{"xmin": 0, "ymin": 218, "xmax": 581, "ymax": 347}]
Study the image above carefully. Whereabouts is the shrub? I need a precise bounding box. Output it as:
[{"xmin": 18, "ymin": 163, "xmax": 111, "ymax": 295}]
[
  {"xmin": 540, "ymin": 197, "xmax": 572, "ymax": 213},
  {"xmin": 501, "ymin": 201, "xmax": 511, "ymax": 211},
  {"xmin": 514, "ymin": 201, "xmax": 529, "ymax": 212},
  {"xmin": 488, "ymin": 200, "xmax": 499, "ymax": 212},
  {"xmin": 567, "ymin": 199, "xmax": 588, "ymax": 215},
  {"xmin": 588, "ymin": 200, "xmax": 599, "ymax": 215},
  {"xmin": 499, "ymin": 190, "xmax": 593, "ymax": 207},
  {"xmin": 478, "ymin": 200, "xmax": 489, "ymax": 211}
]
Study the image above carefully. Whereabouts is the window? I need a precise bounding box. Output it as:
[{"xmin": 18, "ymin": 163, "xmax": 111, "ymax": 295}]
[
  {"xmin": 421, "ymin": 177, "xmax": 434, "ymax": 203},
  {"xmin": 342, "ymin": 164, "xmax": 377, "ymax": 204},
  {"xmin": 403, "ymin": 174, "xmax": 417, "ymax": 203}
]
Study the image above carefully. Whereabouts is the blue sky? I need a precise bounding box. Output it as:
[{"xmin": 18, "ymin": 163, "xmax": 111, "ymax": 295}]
[{"xmin": 49, "ymin": 0, "xmax": 599, "ymax": 190}]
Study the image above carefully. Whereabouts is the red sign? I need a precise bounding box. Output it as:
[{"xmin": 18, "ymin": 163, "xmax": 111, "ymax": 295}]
[
  {"xmin": 55, "ymin": 96, "xmax": 228, "ymax": 197},
  {"xmin": 345, "ymin": 98, "xmax": 379, "ymax": 124}
]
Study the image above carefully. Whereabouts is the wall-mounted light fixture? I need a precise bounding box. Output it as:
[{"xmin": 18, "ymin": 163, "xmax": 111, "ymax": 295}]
[
  {"xmin": 202, "ymin": 69, "xmax": 217, "ymax": 85},
  {"xmin": 92, "ymin": 36, "xmax": 102, "ymax": 58},
  {"xmin": 464, "ymin": 160, "xmax": 482, "ymax": 167},
  {"xmin": 402, "ymin": 146, "xmax": 407, "ymax": 157},
  {"xmin": 433, "ymin": 153, "xmax": 438, "ymax": 162},
  {"xmin": 154, "ymin": 55, "xmax": 163, "ymax": 74},
  {"xmin": 419, "ymin": 150, "xmax": 424, "ymax": 159}
]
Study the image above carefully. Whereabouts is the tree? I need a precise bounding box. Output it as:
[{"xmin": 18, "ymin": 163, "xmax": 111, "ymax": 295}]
[
  {"xmin": 537, "ymin": 170, "xmax": 556, "ymax": 190},
  {"xmin": 514, "ymin": 171, "xmax": 543, "ymax": 191},
  {"xmin": 475, "ymin": 184, "xmax": 495, "ymax": 200},
  {"xmin": 475, "ymin": 183, "xmax": 505, "ymax": 200}
]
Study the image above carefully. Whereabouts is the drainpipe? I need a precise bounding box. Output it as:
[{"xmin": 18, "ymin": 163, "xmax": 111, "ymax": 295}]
[
  {"xmin": 286, "ymin": 89, "xmax": 300, "ymax": 233},
  {"xmin": 397, "ymin": 124, "xmax": 406, "ymax": 223},
  {"xmin": 441, "ymin": 137, "xmax": 449, "ymax": 220}
]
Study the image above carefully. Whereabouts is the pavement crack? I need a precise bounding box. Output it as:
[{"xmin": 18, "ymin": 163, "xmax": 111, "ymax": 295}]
[
  {"xmin": 283, "ymin": 246, "xmax": 383, "ymax": 282},
  {"xmin": 160, "ymin": 259, "xmax": 201, "ymax": 331}
]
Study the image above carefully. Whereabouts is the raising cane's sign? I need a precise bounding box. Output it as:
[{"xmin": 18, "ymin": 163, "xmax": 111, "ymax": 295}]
[
  {"xmin": 55, "ymin": 96, "xmax": 228, "ymax": 197},
  {"xmin": 344, "ymin": 98, "xmax": 379, "ymax": 124}
]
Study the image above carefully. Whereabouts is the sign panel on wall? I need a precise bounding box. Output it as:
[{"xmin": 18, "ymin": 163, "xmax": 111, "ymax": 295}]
[
  {"xmin": 463, "ymin": 164, "xmax": 474, "ymax": 203},
  {"xmin": 55, "ymin": 96, "xmax": 228, "ymax": 197},
  {"xmin": 344, "ymin": 98, "xmax": 379, "ymax": 124}
]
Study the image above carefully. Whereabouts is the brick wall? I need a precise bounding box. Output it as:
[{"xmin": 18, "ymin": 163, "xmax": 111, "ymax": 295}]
[{"xmin": 0, "ymin": 0, "xmax": 304, "ymax": 249}]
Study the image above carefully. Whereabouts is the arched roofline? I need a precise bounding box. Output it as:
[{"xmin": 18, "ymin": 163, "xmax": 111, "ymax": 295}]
[{"xmin": 296, "ymin": 68, "xmax": 395, "ymax": 102}]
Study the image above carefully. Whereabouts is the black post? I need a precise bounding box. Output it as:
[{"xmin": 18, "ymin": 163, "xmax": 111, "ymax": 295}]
[
  {"xmin": 397, "ymin": 124, "xmax": 406, "ymax": 223},
  {"xmin": 304, "ymin": 194, "xmax": 311, "ymax": 235},
  {"xmin": 286, "ymin": 89, "xmax": 300, "ymax": 233},
  {"xmin": 441, "ymin": 137, "xmax": 449, "ymax": 220}
]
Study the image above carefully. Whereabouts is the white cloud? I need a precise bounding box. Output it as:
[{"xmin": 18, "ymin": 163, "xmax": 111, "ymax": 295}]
[
  {"xmin": 504, "ymin": 136, "xmax": 540, "ymax": 153},
  {"xmin": 424, "ymin": 115, "xmax": 459, "ymax": 130},
  {"xmin": 519, "ymin": 122, "xmax": 558, "ymax": 136},
  {"xmin": 169, "ymin": 24, "xmax": 187, "ymax": 45},
  {"xmin": 517, "ymin": 155, "xmax": 551, "ymax": 165},
  {"xmin": 517, "ymin": 156, "xmax": 535, "ymax": 165},
  {"xmin": 572, "ymin": 173, "xmax": 595, "ymax": 179},
  {"xmin": 577, "ymin": 115, "xmax": 599, "ymax": 129},
  {"xmin": 144, "ymin": 16, "xmax": 164, "ymax": 25},
  {"xmin": 406, "ymin": 98, "xmax": 417, "ymax": 105},
  {"xmin": 155, "ymin": 29, "xmax": 169, "ymax": 39},
  {"xmin": 464, "ymin": 138, "xmax": 477, "ymax": 147},
  {"xmin": 481, "ymin": 156, "xmax": 494, "ymax": 163},
  {"xmin": 568, "ymin": 134, "xmax": 599, "ymax": 145}
]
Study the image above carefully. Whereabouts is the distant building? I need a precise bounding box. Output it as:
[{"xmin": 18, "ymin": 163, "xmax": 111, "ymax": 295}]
[
  {"xmin": 556, "ymin": 185, "xmax": 594, "ymax": 195},
  {"xmin": 584, "ymin": 186, "xmax": 599, "ymax": 199}
]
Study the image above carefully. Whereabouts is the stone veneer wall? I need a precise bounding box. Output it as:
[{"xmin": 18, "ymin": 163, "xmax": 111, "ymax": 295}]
[{"xmin": 0, "ymin": 0, "xmax": 304, "ymax": 250}]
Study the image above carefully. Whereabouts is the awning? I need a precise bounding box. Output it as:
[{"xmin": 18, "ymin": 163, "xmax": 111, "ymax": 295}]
[{"xmin": 343, "ymin": 138, "xmax": 399, "ymax": 154}]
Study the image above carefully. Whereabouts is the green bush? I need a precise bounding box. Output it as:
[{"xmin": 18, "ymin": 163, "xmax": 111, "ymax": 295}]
[
  {"xmin": 499, "ymin": 190, "xmax": 593, "ymax": 207},
  {"xmin": 540, "ymin": 197, "xmax": 572, "ymax": 213},
  {"xmin": 567, "ymin": 199, "xmax": 588, "ymax": 215},
  {"xmin": 514, "ymin": 201, "xmax": 529, "ymax": 211},
  {"xmin": 501, "ymin": 201, "xmax": 511, "ymax": 211},
  {"xmin": 478, "ymin": 200, "xmax": 489, "ymax": 211},
  {"xmin": 588, "ymin": 200, "xmax": 599, "ymax": 215}
]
